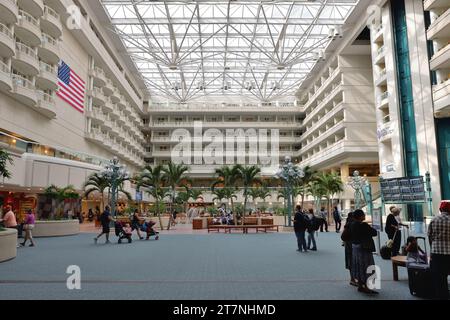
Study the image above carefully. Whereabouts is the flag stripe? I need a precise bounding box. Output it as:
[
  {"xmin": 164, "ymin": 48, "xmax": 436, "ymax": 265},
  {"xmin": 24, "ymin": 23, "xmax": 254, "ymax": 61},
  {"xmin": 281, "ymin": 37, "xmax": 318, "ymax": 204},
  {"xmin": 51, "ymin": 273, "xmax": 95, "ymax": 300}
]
[
  {"xmin": 56, "ymin": 87, "xmax": 84, "ymax": 111},
  {"xmin": 58, "ymin": 81, "xmax": 84, "ymax": 105},
  {"xmin": 57, "ymin": 60, "xmax": 85, "ymax": 113},
  {"xmin": 56, "ymin": 91, "xmax": 84, "ymax": 113}
]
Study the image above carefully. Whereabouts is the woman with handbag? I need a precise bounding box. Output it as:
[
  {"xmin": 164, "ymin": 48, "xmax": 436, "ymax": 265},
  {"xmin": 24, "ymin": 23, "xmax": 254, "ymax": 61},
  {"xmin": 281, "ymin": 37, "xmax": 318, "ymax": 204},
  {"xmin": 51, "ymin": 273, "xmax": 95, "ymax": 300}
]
[
  {"xmin": 21, "ymin": 209, "xmax": 36, "ymax": 247},
  {"xmin": 350, "ymin": 209, "xmax": 378, "ymax": 294}
]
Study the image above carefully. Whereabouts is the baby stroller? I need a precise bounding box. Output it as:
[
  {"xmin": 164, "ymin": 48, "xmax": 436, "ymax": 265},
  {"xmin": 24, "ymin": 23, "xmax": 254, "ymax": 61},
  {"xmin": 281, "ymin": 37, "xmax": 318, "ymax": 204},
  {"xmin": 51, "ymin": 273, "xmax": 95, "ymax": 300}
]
[
  {"xmin": 140, "ymin": 221, "xmax": 159, "ymax": 240},
  {"xmin": 115, "ymin": 221, "xmax": 132, "ymax": 244}
]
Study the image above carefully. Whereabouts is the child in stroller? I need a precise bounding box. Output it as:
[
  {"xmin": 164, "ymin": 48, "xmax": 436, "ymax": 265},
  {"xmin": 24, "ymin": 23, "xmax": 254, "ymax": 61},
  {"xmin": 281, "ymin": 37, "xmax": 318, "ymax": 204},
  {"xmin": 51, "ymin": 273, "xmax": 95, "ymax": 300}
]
[
  {"xmin": 140, "ymin": 220, "xmax": 160, "ymax": 240},
  {"xmin": 115, "ymin": 221, "xmax": 133, "ymax": 244}
]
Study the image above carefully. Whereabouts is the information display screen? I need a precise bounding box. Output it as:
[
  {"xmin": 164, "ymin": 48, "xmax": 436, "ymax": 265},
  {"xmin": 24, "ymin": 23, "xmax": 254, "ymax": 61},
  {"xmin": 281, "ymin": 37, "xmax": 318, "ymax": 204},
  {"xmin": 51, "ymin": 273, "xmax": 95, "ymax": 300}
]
[{"xmin": 379, "ymin": 176, "xmax": 425, "ymax": 203}]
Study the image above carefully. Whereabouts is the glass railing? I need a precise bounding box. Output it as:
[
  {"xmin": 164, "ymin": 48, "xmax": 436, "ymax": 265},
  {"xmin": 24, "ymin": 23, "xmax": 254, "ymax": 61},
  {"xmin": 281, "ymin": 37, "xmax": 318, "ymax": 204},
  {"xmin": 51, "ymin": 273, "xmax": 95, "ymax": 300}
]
[
  {"xmin": 379, "ymin": 91, "xmax": 389, "ymax": 101},
  {"xmin": 0, "ymin": 23, "xmax": 13, "ymax": 39},
  {"xmin": 44, "ymin": 5, "xmax": 60, "ymax": 20},
  {"xmin": 15, "ymin": 42, "xmax": 37, "ymax": 58},
  {"xmin": 18, "ymin": 10, "xmax": 39, "ymax": 27}
]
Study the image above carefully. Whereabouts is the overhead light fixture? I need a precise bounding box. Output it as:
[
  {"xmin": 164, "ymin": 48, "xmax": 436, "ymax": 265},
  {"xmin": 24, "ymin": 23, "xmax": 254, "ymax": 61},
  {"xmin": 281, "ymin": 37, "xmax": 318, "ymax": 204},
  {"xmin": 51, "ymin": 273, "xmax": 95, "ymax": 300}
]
[
  {"xmin": 169, "ymin": 63, "xmax": 178, "ymax": 70},
  {"xmin": 277, "ymin": 64, "xmax": 285, "ymax": 70}
]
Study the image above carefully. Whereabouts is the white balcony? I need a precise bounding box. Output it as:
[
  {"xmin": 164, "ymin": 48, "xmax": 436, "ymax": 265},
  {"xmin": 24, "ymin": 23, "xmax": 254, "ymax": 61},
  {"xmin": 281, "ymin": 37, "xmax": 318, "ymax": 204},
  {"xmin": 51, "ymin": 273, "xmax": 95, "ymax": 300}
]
[
  {"xmin": 150, "ymin": 121, "xmax": 302, "ymax": 129},
  {"xmin": 375, "ymin": 68, "xmax": 387, "ymax": 86},
  {"xmin": 433, "ymin": 79, "xmax": 450, "ymax": 115},
  {"xmin": 377, "ymin": 91, "xmax": 389, "ymax": 109},
  {"xmin": 86, "ymin": 108, "xmax": 105, "ymax": 125},
  {"xmin": 36, "ymin": 91, "xmax": 56, "ymax": 118},
  {"xmin": 11, "ymin": 74, "xmax": 36, "ymax": 106},
  {"xmin": 85, "ymin": 129, "xmax": 104, "ymax": 144},
  {"xmin": 110, "ymin": 86, "xmax": 120, "ymax": 103},
  {"xmin": 373, "ymin": 25, "xmax": 384, "ymax": 43},
  {"xmin": 424, "ymin": 0, "xmax": 449, "ymax": 11},
  {"xmin": 88, "ymin": 87, "xmax": 106, "ymax": 106},
  {"xmin": 117, "ymin": 95, "xmax": 127, "ymax": 108},
  {"xmin": 12, "ymin": 42, "xmax": 39, "ymax": 75},
  {"xmin": 103, "ymin": 78, "xmax": 114, "ymax": 96},
  {"xmin": 109, "ymin": 105, "xmax": 120, "ymax": 120},
  {"xmin": 101, "ymin": 117, "xmax": 113, "ymax": 131},
  {"xmin": 427, "ymin": 8, "xmax": 450, "ymax": 40},
  {"xmin": 0, "ymin": 23, "xmax": 14, "ymax": 57},
  {"xmin": 430, "ymin": 43, "xmax": 450, "ymax": 71},
  {"xmin": 102, "ymin": 98, "xmax": 114, "ymax": 113},
  {"xmin": 0, "ymin": 60, "xmax": 12, "ymax": 92},
  {"xmin": 374, "ymin": 45, "xmax": 386, "ymax": 65},
  {"xmin": 17, "ymin": 0, "xmax": 43, "ymax": 17},
  {"xmin": 40, "ymin": 5, "xmax": 62, "ymax": 38},
  {"xmin": 0, "ymin": 0, "xmax": 18, "ymax": 24},
  {"xmin": 36, "ymin": 61, "xmax": 57, "ymax": 90},
  {"xmin": 89, "ymin": 67, "xmax": 106, "ymax": 87},
  {"xmin": 16, "ymin": 10, "xmax": 42, "ymax": 47},
  {"xmin": 38, "ymin": 33, "xmax": 60, "ymax": 65}
]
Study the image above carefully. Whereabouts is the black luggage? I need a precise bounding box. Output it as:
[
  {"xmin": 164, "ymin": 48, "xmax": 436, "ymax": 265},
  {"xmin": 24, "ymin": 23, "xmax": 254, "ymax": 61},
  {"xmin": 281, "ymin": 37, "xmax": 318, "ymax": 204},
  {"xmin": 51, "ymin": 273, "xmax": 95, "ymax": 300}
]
[
  {"xmin": 407, "ymin": 237, "xmax": 433, "ymax": 298},
  {"xmin": 380, "ymin": 246, "xmax": 392, "ymax": 260}
]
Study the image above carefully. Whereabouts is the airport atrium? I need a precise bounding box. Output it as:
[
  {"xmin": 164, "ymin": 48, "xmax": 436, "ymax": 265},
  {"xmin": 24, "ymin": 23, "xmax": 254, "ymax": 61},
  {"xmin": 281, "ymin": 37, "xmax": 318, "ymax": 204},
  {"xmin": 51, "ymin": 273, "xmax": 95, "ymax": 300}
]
[{"xmin": 0, "ymin": 0, "xmax": 449, "ymax": 301}]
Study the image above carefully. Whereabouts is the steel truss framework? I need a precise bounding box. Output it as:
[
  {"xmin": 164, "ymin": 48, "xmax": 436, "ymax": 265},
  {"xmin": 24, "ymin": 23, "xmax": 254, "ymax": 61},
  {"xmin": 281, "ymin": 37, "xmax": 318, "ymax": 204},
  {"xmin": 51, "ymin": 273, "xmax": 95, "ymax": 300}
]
[{"xmin": 101, "ymin": 0, "xmax": 358, "ymax": 103}]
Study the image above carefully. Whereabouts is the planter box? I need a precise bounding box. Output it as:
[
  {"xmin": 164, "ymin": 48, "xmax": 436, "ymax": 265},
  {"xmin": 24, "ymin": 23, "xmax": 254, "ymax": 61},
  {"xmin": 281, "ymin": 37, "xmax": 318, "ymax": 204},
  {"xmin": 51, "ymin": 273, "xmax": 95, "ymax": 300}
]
[
  {"xmin": 33, "ymin": 220, "xmax": 80, "ymax": 237},
  {"xmin": 0, "ymin": 228, "xmax": 17, "ymax": 263}
]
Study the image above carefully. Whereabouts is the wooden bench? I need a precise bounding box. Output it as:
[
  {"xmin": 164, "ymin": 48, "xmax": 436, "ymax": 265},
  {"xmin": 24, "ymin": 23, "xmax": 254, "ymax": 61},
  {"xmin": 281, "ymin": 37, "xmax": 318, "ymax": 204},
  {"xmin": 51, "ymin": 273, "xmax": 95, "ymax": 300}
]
[{"xmin": 207, "ymin": 225, "xmax": 280, "ymax": 234}]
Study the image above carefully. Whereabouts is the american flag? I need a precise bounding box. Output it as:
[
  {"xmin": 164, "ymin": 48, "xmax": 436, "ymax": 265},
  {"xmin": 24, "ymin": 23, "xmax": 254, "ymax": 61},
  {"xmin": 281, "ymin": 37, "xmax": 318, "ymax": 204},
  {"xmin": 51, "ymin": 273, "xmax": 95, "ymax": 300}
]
[{"xmin": 56, "ymin": 60, "xmax": 85, "ymax": 113}]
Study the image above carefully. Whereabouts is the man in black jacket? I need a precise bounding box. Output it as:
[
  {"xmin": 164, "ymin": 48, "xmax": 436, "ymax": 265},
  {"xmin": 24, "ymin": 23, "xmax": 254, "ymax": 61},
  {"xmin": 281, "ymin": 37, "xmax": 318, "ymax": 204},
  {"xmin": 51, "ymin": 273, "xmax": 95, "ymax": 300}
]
[{"xmin": 294, "ymin": 206, "xmax": 309, "ymax": 252}]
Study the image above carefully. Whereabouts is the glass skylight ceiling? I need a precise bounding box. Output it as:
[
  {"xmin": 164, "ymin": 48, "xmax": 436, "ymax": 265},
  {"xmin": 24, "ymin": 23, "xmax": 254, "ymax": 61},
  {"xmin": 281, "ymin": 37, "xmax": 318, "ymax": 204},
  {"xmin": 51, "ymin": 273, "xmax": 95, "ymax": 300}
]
[{"xmin": 102, "ymin": 0, "xmax": 359, "ymax": 103}]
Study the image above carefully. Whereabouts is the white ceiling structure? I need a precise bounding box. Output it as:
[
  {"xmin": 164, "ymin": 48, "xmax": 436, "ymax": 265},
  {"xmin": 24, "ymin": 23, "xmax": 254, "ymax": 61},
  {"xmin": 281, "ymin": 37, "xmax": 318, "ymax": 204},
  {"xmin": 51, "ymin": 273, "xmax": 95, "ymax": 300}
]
[{"xmin": 101, "ymin": 0, "xmax": 359, "ymax": 104}]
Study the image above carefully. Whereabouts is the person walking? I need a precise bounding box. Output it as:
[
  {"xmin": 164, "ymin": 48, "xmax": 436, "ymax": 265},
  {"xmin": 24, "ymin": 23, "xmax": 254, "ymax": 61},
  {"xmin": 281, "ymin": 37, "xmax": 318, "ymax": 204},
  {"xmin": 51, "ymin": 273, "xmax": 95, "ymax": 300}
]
[
  {"xmin": 319, "ymin": 207, "xmax": 328, "ymax": 232},
  {"xmin": 306, "ymin": 209, "xmax": 317, "ymax": 251},
  {"xmin": 131, "ymin": 209, "xmax": 144, "ymax": 240},
  {"xmin": 385, "ymin": 206, "xmax": 408, "ymax": 256},
  {"xmin": 350, "ymin": 209, "xmax": 378, "ymax": 294},
  {"xmin": 341, "ymin": 212, "xmax": 357, "ymax": 287},
  {"xmin": 94, "ymin": 206, "xmax": 113, "ymax": 244},
  {"xmin": 294, "ymin": 205, "xmax": 308, "ymax": 252},
  {"xmin": 428, "ymin": 201, "xmax": 450, "ymax": 300},
  {"xmin": 333, "ymin": 206, "xmax": 342, "ymax": 233},
  {"xmin": 21, "ymin": 209, "xmax": 36, "ymax": 247}
]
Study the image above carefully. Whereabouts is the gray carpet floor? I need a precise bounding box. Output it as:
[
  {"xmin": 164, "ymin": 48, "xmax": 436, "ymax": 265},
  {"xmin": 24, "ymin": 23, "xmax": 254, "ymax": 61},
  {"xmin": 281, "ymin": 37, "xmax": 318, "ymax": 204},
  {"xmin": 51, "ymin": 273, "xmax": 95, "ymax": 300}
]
[{"xmin": 0, "ymin": 231, "xmax": 422, "ymax": 300}]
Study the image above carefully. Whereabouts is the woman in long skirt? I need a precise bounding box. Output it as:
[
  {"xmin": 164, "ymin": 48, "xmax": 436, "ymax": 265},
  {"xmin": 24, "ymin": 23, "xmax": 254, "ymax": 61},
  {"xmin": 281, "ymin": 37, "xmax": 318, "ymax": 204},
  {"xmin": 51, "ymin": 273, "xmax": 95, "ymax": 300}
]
[{"xmin": 350, "ymin": 210, "xmax": 378, "ymax": 294}]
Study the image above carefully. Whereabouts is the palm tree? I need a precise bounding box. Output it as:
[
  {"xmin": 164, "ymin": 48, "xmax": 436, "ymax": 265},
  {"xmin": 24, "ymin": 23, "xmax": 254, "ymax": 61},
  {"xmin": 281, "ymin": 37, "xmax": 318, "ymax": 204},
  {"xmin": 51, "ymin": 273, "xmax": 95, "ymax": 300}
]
[
  {"xmin": 212, "ymin": 188, "xmax": 226, "ymax": 203},
  {"xmin": 0, "ymin": 148, "xmax": 13, "ymax": 180},
  {"xmin": 277, "ymin": 188, "xmax": 290, "ymax": 226},
  {"xmin": 188, "ymin": 188, "xmax": 204, "ymax": 203},
  {"xmin": 296, "ymin": 165, "xmax": 317, "ymax": 208},
  {"xmin": 83, "ymin": 173, "xmax": 109, "ymax": 211},
  {"xmin": 248, "ymin": 188, "xmax": 261, "ymax": 209},
  {"xmin": 137, "ymin": 165, "xmax": 165, "ymax": 229},
  {"xmin": 308, "ymin": 178, "xmax": 328, "ymax": 214},
  {"xmin": 222, "ymin": 187, "xmax": 238, "ymax": 214},
  {"xmin": 237, "ymin": 165, "xmax": 261, "ymax": 223},
  {"xmin": 212, "ymin": 165, "xmax": 240, "ymax": 212},
  {"xmin": 162, "ymin": 162, "xmax": 190, "ymax": 230},
  {"xmin": 315, "ymin": 172, "xmax": 344, "ymax": 221}
]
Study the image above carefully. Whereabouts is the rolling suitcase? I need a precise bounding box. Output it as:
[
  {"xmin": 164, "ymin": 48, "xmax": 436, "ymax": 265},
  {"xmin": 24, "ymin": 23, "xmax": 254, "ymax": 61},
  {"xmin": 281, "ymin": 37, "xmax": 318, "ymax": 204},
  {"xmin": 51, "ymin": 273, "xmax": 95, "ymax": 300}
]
[{"xmin": 407, "ymin": 237, "xmax": 433, "ymax": 299}]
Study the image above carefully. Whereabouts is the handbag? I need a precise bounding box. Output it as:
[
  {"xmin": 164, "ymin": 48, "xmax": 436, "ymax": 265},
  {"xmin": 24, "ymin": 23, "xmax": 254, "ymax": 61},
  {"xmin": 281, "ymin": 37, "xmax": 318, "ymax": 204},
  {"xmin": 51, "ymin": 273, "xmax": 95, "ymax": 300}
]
[{"xmin": 341, "ymin": 226, "xmax": 351, "ymax": 242}]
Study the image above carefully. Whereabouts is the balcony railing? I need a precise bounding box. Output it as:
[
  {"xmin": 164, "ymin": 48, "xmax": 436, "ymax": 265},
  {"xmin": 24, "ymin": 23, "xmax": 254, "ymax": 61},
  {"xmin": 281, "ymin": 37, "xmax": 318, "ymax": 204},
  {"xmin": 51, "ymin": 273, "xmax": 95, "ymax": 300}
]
[
  {"xmin": 15, "ymin": 42, "xmax": 37, "ymax": 58},
  {"xmin": 12, "ymin": 74, "xmax": 34, "ymax": 89},
  {"xmin": 18, "ymin": 10, "xmax": 39, "ymax": 27},
  {"xmin": 0, "ymin": 23, "xmax": 13, "ymax": 39},
  {"xmin": 0, "ymin": 60, "xmax": 10, "ymax": 74},
  {"xmin": 43, "ymin": 5, "xmax": 59, "ymax": 20},
  {"xmin": 39, "ymin": 61, "xmax": 55, "ymax": 74},
  {"xmin": 41, "ymin": 33, "xmax": 58, "ymax": 46}
]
